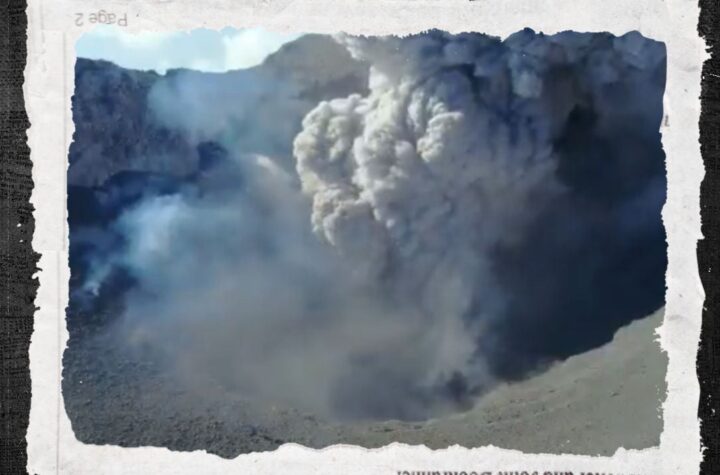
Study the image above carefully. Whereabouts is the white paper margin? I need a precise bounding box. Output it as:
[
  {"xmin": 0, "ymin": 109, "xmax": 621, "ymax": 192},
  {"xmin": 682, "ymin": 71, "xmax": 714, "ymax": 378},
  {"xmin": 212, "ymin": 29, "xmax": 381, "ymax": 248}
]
[{"xmin": 23, "ymin": 0, "xmax": 708, "ymax": 473}]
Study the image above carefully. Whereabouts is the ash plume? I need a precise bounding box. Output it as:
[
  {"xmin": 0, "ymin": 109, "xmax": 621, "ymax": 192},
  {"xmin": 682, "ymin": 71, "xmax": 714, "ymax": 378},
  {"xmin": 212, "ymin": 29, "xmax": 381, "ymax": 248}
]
[
  {"xmin": 69, "ymin": 30, "xmax": 667, "ymax": 421},
  {"xmin": 293, "ymin": 29, "xmax": 666, "ymax": 397}
]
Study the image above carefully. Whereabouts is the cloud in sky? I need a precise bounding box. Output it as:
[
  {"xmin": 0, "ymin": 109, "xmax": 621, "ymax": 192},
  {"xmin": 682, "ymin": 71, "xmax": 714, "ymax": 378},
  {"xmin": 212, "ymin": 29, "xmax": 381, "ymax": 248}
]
[{"xmin": 75, "ymin": 26, "xmax": 302, "ymax": 73}]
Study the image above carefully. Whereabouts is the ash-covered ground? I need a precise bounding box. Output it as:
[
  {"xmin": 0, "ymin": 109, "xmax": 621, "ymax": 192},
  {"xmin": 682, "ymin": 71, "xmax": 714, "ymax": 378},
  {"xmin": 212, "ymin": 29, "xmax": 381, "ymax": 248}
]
[
  {"xmin": 63, "ymin": 307, "xmax": 666, "ymax": 457},
  {"xmin": 64, "ymin": 30, "xmax": 668, "ymax": 455}
]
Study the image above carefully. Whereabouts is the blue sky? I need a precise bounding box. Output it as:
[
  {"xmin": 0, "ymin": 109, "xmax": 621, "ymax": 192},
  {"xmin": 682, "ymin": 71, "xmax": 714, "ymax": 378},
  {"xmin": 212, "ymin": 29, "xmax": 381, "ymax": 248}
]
[{"xmin": 76, "ymin": 27, "xmax": 302, "ymax": 73}]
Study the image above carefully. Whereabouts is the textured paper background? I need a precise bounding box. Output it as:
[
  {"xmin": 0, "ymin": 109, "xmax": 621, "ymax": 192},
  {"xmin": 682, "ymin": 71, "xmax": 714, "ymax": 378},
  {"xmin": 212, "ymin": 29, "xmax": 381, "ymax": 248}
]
[{"xmin": 23, "ymin": 0, "xmax": 706, "ymax": 473}]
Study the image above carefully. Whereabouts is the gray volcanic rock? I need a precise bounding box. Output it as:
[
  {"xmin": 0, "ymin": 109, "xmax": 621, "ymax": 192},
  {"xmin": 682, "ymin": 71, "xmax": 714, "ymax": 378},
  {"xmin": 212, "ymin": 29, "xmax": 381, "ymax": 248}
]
[
  {"xmin": 263, "ymin": 34, "xmax": 370, "ymax": 102},
  {"xmin": 70, "ymin": 60, "xmax": 197, "ymax": 187},
  {"xmin": 69, "ymin": 34, "xmax": 369, "ymax": 187}
]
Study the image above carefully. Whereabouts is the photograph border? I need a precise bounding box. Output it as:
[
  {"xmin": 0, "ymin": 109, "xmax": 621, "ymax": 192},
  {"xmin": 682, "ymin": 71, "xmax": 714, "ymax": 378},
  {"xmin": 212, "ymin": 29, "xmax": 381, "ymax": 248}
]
[{"xmin": 0, "ymin": 0, "xmax": 714, "ymax": 473}]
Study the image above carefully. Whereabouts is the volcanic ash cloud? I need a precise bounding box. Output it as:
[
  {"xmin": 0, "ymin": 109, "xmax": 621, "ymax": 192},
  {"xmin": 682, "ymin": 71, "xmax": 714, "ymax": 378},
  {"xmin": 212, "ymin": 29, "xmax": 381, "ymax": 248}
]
[
  {"xmin": 94, "ymin": 30, "xmax": 665, "ymax": 423},
  {"xmin": 293, "ymin": 30, "xmax": 666, "ymax": 411}
]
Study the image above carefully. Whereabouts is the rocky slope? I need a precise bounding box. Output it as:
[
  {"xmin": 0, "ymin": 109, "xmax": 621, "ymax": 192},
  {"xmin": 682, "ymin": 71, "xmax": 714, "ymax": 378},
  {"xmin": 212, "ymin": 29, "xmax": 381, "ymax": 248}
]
[
  {"xmin": 69, "ymin": 34, "xmax": 368, "ymax": 187},
  {"xmin": 63, "ymin": 308, "xmax": 666, "ymax": 457}
]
